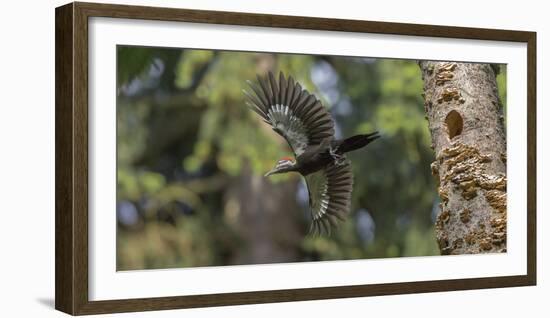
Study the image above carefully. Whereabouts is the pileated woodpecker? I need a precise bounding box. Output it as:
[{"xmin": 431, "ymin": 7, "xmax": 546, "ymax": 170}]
[{"xmin": 244, "ymin": 72, "xmax": 379, "ymax": 235}]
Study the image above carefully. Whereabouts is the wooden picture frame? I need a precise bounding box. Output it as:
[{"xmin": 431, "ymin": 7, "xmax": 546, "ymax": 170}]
[{"xmin": 55, "ymin": 1, "xmax": 536, "ymax": 315}]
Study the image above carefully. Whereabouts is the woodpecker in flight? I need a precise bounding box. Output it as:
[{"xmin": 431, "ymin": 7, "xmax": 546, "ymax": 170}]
[{"xmin": 244, "ymin": 72, "xmax": 379, "ymax": 235}]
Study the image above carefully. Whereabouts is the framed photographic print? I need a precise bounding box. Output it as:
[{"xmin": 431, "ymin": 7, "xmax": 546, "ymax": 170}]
[{"xmin": 55, "ymin": 1, "xmax": 537, "ymax": 315}]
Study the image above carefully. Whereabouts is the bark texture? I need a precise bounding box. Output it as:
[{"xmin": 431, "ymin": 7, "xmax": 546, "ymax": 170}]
[{"xmin": 419, "ymin": 62, "xmax": 507, "ymax": 255}]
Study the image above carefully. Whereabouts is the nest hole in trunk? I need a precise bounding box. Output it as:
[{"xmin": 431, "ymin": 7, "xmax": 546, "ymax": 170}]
[{"xmin": 445, "ymin": 110, "xmax": 463, "ymax": 139}]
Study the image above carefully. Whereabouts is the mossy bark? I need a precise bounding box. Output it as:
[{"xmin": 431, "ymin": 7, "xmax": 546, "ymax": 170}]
[{"xmin": 419, "ymin": 62, "xmax": 507, "ymax": 255}]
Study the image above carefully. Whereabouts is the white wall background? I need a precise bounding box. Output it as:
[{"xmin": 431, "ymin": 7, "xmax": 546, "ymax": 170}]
[{"xmin": 0, "ymin": 0, "xmax": 547, "ymax": 316}]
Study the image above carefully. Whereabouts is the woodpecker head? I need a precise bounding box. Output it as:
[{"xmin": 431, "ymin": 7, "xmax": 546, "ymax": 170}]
[{"xmin": 264, "ymin": 156, "xmax": 296, "ymax": 177}]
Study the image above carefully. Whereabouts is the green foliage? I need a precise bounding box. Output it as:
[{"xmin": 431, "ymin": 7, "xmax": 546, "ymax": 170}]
[
  {"xmin": 496, "ymin": 66, "xmax": 508, "ymax": 111},
  {"xmin": 117, "ymin": 216, "xmax": 217, "ymax": 270},
  {"xmin": 117, "ymin": 46, "xmax": 154, "ymax": 86},
  {"xmin": 116, "ymin": 46, "xmax": 506, "ymax": 270},
  {"xmin": 175, "ymin": 50, "xmax": 215, "ymax": 89}
]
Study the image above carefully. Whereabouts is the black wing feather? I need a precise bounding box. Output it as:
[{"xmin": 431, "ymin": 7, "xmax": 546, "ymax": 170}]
[
  {"xmin": 245, "ymin": 72, "xmax": 335, "ymax": 156},
  {"xmin": 305, "ymin": 160, "xmax": 354, "ymax": 236}
]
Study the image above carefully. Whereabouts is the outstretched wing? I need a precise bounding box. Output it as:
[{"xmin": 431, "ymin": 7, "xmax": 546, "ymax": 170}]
[
  {"xmin": 244, "ymin": 72, "xmax": 335, "ymax": 156},
  {"xmin": 304, "ymin": 160, "xmax": 354, "ymax": 235}
]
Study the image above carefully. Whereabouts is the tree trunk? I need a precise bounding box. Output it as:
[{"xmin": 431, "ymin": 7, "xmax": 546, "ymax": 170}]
[
  {"xmin": 419, "ymin": 61, "xmax": 507, "ymax": 255},
  {"xmin": 224, "ymin": 163, "xmax": 304, "ymax": 265}
]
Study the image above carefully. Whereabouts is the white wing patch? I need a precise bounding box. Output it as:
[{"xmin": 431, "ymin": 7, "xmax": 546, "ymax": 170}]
[
  {"xmin": 306, "ymin": 170, "xmax": 329, "ymax": 219},
  {"xmin": 267, "ymin": 104, "xmax": 309, "ymax": 156},
  {"xmin": 305, "ymin": 160, "xmax": 353, "ymax": 236}
]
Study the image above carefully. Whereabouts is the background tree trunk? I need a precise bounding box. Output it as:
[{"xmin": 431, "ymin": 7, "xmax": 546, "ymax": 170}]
[
  {"xmin": 225, "ymin": 163, "xmax": 304, "ymax": 265},
  {"xmin": 419, "ymin": 62, "xmax": 507, "ymax": 255}
]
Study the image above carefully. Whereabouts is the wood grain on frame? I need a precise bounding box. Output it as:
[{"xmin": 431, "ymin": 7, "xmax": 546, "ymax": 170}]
[
  {"xmin": 55, "ymin": 3, "xmax": 75, "ymax": 313},
  {"xmin": 55, "ymin": 2, "xmax": 537, "ymax": 315}
]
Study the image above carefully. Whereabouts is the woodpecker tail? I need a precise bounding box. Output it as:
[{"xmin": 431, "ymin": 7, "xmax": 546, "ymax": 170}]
[{"xmin": 337, "ymin": 132, "xmax": 380, "ymax": 154}]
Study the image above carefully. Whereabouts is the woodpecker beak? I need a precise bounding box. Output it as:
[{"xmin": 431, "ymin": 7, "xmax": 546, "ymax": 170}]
[{"xmin": 264, "ymin": 169, "xmax": 277, "ymax": 177}]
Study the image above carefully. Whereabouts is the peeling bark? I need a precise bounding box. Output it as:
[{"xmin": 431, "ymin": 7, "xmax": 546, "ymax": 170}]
[{"xmin": 419, "ymin": 62, "xmax": 507, "ymax": 255}]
